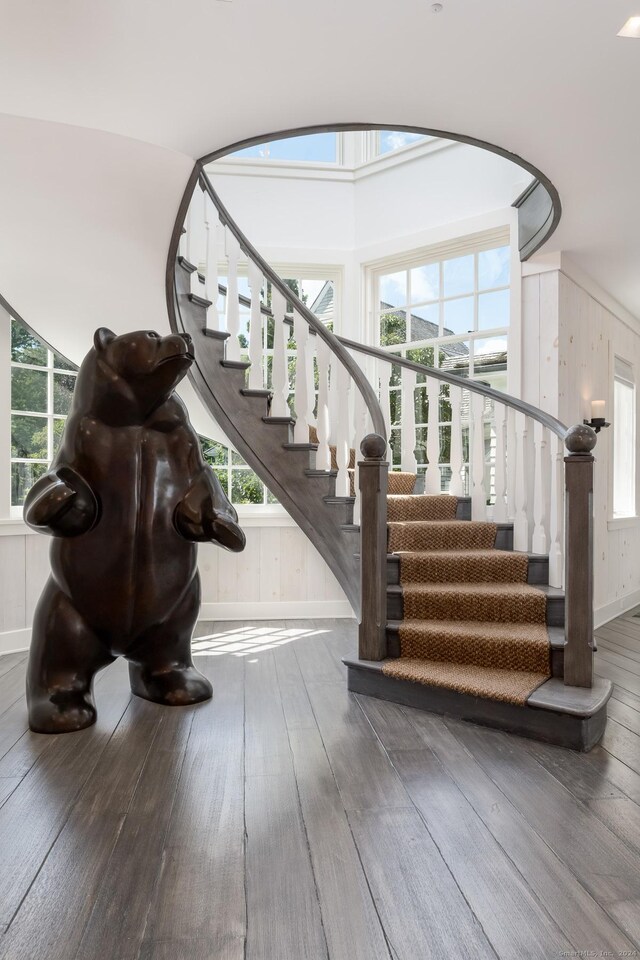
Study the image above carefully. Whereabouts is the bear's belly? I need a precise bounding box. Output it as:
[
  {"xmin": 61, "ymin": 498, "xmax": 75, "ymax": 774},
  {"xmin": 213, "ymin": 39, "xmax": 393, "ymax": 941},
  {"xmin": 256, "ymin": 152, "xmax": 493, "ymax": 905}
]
[{"xmin": 51, "ymin": 522, "xmax": 197, "ymax": 651}]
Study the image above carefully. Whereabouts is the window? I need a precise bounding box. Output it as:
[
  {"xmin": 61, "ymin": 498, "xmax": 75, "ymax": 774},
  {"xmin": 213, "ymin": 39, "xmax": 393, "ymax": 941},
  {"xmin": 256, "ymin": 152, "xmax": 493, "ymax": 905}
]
[
  {"xmin": 216, "ymin": 270, "xmax": 338, "ymax": 418},
  {"xmin": 373, "ymin": 239, "xmax": 510, "ymax": 493},
  {"xmin": 613, "ymin": 358, "xmax": 636, "ymax": 518},
  {"xmin": 375, "ymin": 130, "xmax": 429, "ymax": 156},
  {"xmin": 10, "ymin": 318, "xmax": 77, "ymax": 508},
  {"xmin": 230, "ymin": 133, "xmax": 338, "ymax": 164},
  {"xmin": 200, "ymin": 438, "xmax": 278, "ymax": 507}
]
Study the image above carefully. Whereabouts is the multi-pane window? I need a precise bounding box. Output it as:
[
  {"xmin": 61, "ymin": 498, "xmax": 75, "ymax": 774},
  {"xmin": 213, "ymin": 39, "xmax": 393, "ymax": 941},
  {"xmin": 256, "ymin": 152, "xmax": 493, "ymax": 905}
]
[
  {"xmin": 230, "ymin": 133, "xmax": 338, "ymax": 164},
  {"xmin": 200, "ymin": 438, "xmax": 278, "ymax": 507},
  {"xmin": 374, "ymin": 242, "xmax": 510, "ymax": 493},
  {"xmin": 374, "ymin": 130, "xmax": 429, "ymax": 156},
  {"xmin": 10, "ymin": 319, "xmax": 77, "ymax": 507},
  {"xmin": 613, "ymin": 358, "xmax": 636, "ymax": 518}
]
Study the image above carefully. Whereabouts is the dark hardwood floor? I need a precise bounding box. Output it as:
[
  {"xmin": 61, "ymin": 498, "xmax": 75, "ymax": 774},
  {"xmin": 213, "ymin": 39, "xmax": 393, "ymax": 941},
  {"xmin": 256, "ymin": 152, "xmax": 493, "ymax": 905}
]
[{"xmin": 0, "ymin": 614, "xmax": 639, "ymax": 959}]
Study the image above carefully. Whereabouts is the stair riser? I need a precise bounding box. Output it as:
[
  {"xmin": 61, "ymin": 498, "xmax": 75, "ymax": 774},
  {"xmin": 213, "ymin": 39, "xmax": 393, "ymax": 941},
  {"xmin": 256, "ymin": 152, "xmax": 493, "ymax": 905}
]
[
  {"xmin": 456, "ymin": 498, "xmax": 471, "ymax": 520},
  {"xmin": 385, "ymin": 554, "xmax": 549, "ymax": 586},
  {"xmin": 386, "ymin": 590, "xmax": 564, "ymax": 627}
]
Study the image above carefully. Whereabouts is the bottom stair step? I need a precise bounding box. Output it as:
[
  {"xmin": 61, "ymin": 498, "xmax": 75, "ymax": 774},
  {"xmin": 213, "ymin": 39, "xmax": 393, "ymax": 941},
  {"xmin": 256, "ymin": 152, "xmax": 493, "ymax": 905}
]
[
  {"xmin": 387, "ymin": 620, "xmax": 565, "ymax": 677},
  {"xmin": 344, "ymin": 658, "xmax": 612, "ymax": 751}
]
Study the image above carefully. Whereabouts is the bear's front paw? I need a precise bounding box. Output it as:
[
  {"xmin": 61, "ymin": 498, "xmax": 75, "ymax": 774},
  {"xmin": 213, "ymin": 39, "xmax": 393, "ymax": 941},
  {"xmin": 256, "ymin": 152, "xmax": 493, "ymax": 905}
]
[
  {"xmin": 129, "ymin": 663, "xmax": 213, "ymax": 706},
  {"xmin": 24, "ymin": 469, "xmax": 98, "ymax": 537},
  {"xmin": 205, "ymin": 512, "xmax": 246, "ymax": 553}
]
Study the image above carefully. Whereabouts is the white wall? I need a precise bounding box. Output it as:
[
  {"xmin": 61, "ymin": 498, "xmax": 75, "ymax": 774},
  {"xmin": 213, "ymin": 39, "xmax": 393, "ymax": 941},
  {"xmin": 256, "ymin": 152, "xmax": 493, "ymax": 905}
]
[
  {"xmin": 522, "ymin": 257, "xmax": 640, "ymax": 626},
  {"xmin": 0, "ymin": 113, "xmax": 194, "ymax": 365},
  {"xmin": 211, "ymin": 170, "xmax": 355, "ymax": 252},
  {"xmin": 353, "ymin": 143, "xmax": 529, "ymax": 249},
  {"xmin": 0, "ymin": 520, "xmax": 351, "ymax": 656}
]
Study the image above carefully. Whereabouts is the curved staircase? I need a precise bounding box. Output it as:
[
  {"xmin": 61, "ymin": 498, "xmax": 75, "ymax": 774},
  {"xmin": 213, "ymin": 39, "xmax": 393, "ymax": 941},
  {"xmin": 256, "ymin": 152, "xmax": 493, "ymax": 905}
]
[{"xmin": 167, "ymin": 167, "xmax": 612, "ymax": 751}]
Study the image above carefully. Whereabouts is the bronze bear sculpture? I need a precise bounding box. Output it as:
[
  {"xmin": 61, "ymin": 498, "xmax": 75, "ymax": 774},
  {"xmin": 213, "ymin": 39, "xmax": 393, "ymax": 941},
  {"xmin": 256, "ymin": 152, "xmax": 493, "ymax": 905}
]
[{"xmin": 24, "ymin": 327, "xmax": 245, "ymax": 734}]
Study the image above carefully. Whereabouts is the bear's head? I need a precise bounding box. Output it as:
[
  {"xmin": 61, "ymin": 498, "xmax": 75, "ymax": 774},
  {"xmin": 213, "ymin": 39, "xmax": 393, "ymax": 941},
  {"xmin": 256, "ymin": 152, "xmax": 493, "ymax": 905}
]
[{"xmin": 73, "ymin": 328, "xmax": 195, "ymax": 425}]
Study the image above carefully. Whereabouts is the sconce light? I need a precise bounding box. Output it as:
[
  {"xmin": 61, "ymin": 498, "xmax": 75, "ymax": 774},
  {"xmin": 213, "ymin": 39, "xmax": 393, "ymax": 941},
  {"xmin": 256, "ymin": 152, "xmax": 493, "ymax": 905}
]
[{"xmin": 584, "ymin": 400, "xmax": 610, "ymax": 434}]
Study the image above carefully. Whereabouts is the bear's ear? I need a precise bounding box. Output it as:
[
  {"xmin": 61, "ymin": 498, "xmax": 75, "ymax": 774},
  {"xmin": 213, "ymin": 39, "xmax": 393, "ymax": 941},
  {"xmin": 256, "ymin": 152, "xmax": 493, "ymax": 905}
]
[{"xmin": 93, "ymin": 328, "xmax": 116, "ymax": 352}]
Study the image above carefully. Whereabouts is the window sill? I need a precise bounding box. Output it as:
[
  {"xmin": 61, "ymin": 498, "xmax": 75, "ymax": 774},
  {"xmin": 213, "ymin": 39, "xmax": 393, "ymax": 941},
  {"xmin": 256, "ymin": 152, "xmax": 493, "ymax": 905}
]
[
  {"xmin": 608, "ymin": 516, "xmax": 640, "ymax": 531},
  {"xmin": 235, "ymin": 506, "xmax": 295, "ymax": 527},
  {"xmin": 0, "ymin": 517, "xmax": 34, "ymax": 536},
  {"xmin": 2, "ymin": 509, "xmax": 295, "ymax": 533}
]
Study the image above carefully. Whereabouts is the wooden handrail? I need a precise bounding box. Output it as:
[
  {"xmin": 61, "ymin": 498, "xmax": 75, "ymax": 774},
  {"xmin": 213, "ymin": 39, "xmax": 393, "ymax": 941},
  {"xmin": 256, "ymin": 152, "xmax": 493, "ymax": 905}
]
[
  {"xmin": 198, "ymin": 169, "xmax": 387, "ymax": 441},
  {"xmin": 337, "ymin": 335, "xmax": 568, "ymax": 440}
]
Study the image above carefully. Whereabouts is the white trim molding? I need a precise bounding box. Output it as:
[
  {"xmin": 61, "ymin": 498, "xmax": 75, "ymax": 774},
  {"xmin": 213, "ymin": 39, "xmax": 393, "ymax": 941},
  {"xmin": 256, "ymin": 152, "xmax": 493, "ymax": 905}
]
[
  {"xmin": 199, "ymin": 600, "xmax": 353, "ymax": 621},
  {"xmin": 0, "ymin": 627, "xmax": 30, "ymax": 656},
  {"xmin": 595, "ymin": 590, "xmax": 640, "ymax": 629}
]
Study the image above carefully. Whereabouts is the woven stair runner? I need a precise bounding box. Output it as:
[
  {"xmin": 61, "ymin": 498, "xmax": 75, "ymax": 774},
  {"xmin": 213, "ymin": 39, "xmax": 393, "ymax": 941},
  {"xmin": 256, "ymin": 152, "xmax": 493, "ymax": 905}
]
[{"xmin": 382, "ymin": 494, "xmax": 550, "ymax": 705}]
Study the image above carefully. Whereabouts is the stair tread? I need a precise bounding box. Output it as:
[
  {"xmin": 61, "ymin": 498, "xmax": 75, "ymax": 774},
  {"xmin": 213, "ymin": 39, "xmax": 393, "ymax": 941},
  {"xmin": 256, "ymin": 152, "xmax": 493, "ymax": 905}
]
[
  {"xmin": 527, "ymin": 676, "xmax": 613, "ymax": 716},
  {"xmin": 188, "ymin": 293, "xmax": 212, "ymax": 308},
  {"xmin": 397, "ymin": 582, "xmax": 547, "ymax": 595},
  {"xmin": 387, "ymin": 582, "xmax": 563, "ymax": 597},
  {"xmin": 177, "ymin": 255, "xmax": 197, "ymax": 273},
  {"xmin": 202, "ymin": 328, "xmax": 230, "ymax": 340},
  {"xmin": 387, "ymin": 620, "xmax": 566, "ymax": 648}
]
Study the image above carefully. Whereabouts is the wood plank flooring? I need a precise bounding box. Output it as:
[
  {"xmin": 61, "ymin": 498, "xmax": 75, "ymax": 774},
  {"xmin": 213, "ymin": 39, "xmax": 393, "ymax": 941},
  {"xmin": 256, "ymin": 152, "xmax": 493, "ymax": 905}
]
[{"xmin": 0, "ymin": 613, "xmax": 638, "ymax": 959}]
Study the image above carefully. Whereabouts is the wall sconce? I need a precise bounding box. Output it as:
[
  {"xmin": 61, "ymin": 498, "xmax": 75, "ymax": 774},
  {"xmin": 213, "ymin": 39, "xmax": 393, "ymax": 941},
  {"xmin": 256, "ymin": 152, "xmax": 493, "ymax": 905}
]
[{"xmin": 584, "ymin": 400, "xmax": 610, "ymax": 434}]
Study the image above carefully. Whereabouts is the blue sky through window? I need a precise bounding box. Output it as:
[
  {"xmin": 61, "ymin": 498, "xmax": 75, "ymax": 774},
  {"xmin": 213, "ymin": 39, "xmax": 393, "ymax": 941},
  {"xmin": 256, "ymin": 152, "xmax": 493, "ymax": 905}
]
[{"xmin": 230, "ymin": 133, "xmax": 337, "ymax": 163}]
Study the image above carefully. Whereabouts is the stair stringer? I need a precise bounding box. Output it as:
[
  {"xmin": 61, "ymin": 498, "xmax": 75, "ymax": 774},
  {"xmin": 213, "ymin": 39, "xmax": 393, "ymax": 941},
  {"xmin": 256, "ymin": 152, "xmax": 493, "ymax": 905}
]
[{"xmin": 173, "ymin": 264, "xmax": 362, "ymax": 614}]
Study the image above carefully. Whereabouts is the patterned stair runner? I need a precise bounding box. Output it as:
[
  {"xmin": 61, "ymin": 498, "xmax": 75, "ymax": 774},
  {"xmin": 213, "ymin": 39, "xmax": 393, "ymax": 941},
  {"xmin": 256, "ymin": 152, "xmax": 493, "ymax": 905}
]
[{"xmin": 382, "ymin": 494, "xmax": 551, "ymax": 705}]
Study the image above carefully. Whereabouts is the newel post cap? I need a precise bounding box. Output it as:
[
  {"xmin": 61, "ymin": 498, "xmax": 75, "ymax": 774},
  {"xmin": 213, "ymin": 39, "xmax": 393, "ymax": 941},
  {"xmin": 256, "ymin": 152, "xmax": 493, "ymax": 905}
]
[
  {"xmin": 360, "ymin": 434, "xmax": 387, "ymax": 460},
  {"xmin": 564, "ymin": 423, "xmax": 597, "ymax": 455}
]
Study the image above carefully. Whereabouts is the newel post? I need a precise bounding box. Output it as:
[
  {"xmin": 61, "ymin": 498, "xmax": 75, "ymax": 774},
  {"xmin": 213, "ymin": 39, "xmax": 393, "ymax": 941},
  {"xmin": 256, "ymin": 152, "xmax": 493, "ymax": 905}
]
[
  {"xmin": 358, "ymin": 434, "xmax": 389, "ymax": 661},
  {"xmin": 563, "ymin": 423, "xmax": 597, "ymax": 687}
]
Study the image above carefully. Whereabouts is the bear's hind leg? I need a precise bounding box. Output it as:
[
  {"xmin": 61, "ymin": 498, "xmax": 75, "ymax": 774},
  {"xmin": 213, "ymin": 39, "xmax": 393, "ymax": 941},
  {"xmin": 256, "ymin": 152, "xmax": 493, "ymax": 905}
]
[
  {"xmin": 28, "ymin": 579, "xmax": 115, "ymax": 734},
  {"xmin": 127, "ymin": 576, "xmax": 212, "ymax": 707}
]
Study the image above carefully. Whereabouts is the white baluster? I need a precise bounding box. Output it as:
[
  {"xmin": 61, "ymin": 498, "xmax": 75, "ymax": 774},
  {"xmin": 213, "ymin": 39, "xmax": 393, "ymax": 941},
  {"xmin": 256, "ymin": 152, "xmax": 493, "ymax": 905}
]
[
  {"xmin": 400, "ymin": 368, "xmax": 417, "ymax": 474},
  {"xmin": 532, "ymin": 420, "xmax": 549, "ymax": 554},
  {"xmin": 548, "ymin": 433, "xmax": 564, "ymax": 588},
  {"xmin": 379, "ymin": 363, "xmax": 392, "ymax": 462},
  {"xmin": 224, "ymin": 228, "xmax": 241, "ymax": 362},
  {"xmin": 449, "ymin": 384, "xmax": 464, "ymax": 497},
  {"xmin": 203, "ymin": 196, "xmax": 220, "ymax": 330},
  {"xmin": 352, "ymin": 389, "xmax": 369, "ymax": 525},
  {"xmin": 270, "ymin": 288, "xmax": 289, "ymax": 417},
  {"xmin": 425, "ymin": 377, "xmax": 440, "ymax": 494},
  {"xmin": 335, "ymin": 364, "xmax": 351, "ymax": 497},
  {"xmin": 506, "ymin": 406, "xmax": 517, "ymax": 521},
  {"xmin": 186, "ymin": 190, "xmax": 205, "ymax": 295},
  {"xmin": 247, "ymin": 261, "xmax": 264, "ymax": 389},
  {"xmin": 513, "ymin": 412, "xmax": 529, "ymax": 551},
  {"xmin": 180, "ymin": 188, "xmax": 199, "ymax": 266},
  {"xmin": 315, "ymin": 337, "xmax": 331, "ymax": 471},
  {"xmin": 471, "ymin": 392, "xmax": 487, "ymax": 521},
  {"xmin": 493, "ymin": 402, "xmax": 508, "ymax": 522},
  {"xmin": 293, "ymin": 310, "xmax": 311, "ymax": 444},
  {"xmin": 328, "ymin": 356, "xmax": 340, "ymax": 446}
]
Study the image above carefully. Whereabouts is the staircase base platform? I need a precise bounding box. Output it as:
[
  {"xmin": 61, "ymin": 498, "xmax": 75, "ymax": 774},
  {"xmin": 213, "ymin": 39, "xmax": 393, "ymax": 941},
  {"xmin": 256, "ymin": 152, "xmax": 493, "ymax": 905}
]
[{"xmin": 344, "ymin": 658, "xmax": 612, "ymax": 752}]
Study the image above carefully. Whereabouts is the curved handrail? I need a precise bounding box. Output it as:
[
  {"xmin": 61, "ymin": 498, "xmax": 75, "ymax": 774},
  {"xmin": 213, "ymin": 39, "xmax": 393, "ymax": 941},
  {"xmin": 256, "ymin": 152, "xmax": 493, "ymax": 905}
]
[
  {"xmin": 198, "ymin": 169, "xmax": 387, "ymax": 440},
  {"xmin": 337, "ymin": 335, "xmax": 568, "ymax": 440},
  {"xmin": 199, "ymin": 122, "xmax": 561, "ymax": 262}
]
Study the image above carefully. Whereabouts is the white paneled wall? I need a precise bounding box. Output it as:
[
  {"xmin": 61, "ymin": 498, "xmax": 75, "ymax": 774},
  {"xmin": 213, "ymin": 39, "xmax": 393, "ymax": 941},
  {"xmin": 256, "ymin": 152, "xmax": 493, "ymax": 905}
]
[
  {"xmin": 0, "ymin": 528, "xmax": 49, "ymax": 653},
  {"xmin": 523, "ymin": 262, "xmax": 640, "ymax": 626},
  {"xmin": 0, "ymin": 522, "xmax": 352, "ymax": 654}
]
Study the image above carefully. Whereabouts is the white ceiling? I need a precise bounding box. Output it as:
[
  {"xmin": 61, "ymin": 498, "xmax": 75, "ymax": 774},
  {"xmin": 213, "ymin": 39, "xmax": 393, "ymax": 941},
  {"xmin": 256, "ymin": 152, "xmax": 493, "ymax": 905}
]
[{"xmin": 0, "ymin": 0, "xmax": 639, "ymax": 317}]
